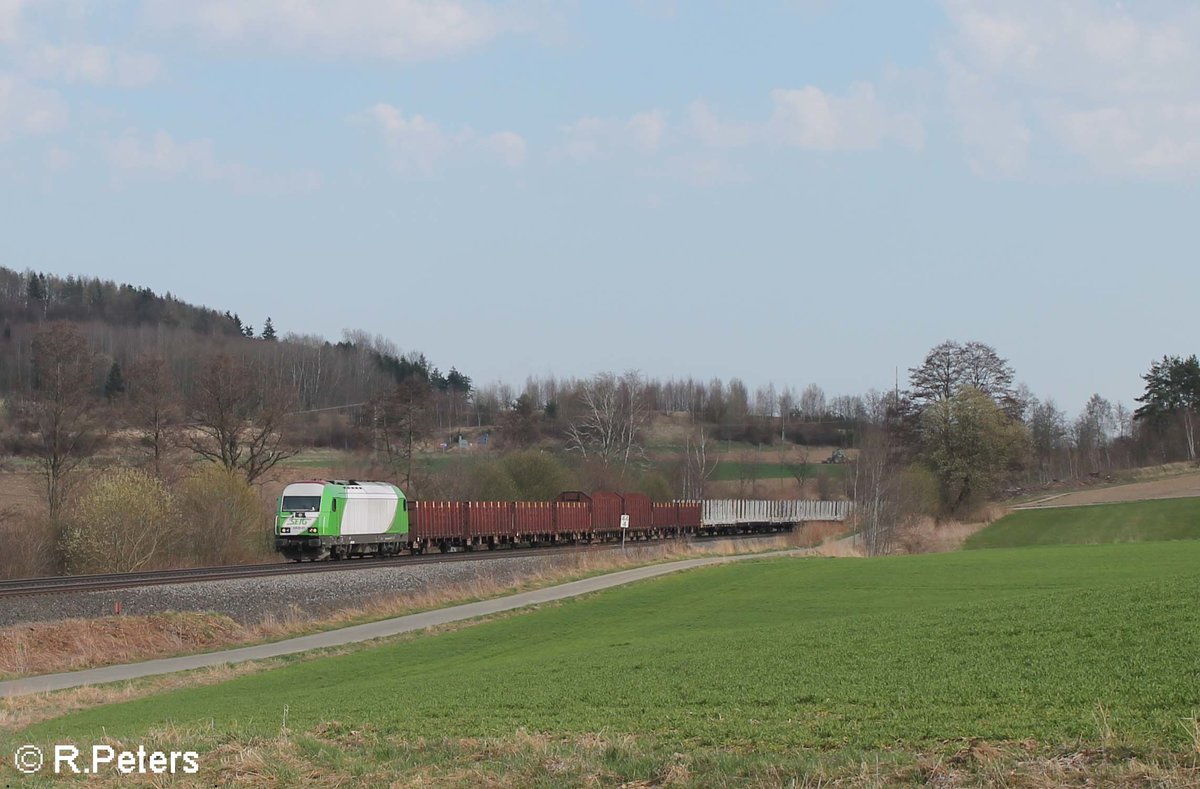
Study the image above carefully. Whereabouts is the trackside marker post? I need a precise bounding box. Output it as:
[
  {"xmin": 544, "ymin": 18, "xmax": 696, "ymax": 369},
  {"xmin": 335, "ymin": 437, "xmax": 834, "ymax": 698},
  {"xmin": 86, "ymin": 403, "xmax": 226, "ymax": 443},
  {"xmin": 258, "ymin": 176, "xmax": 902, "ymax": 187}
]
[{"xmin": 621, "ymin": 514, "xmax": 629, "ymax": 552}]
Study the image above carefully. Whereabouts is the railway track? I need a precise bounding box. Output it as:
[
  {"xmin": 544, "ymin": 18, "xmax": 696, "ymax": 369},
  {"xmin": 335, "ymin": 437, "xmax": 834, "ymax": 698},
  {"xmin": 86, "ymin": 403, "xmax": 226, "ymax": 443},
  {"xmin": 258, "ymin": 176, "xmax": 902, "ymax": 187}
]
[
  {"xmin": 0, "ymin": 530, "xmax": 793, "ymax": 600},
  {"xmin": 0, "ymin": 543, "xmax": 614, "ymax": 599}
]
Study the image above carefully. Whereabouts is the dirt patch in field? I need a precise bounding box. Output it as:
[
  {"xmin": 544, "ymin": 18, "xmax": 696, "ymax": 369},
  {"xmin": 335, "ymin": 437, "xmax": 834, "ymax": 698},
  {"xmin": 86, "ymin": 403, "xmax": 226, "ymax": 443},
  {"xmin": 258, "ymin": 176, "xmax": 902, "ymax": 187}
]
[{"xmin": 1018, "ymin": 469, "xmax": 1200, "ymax": 509}]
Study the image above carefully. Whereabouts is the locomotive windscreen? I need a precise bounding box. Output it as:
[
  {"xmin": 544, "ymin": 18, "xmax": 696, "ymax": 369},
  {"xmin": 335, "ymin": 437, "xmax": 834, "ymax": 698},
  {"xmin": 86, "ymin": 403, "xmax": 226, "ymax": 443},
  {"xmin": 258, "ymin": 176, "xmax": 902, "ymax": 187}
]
[{"xmin": 282, "ymin": 496, "xmax": 321, "ymax": 512}]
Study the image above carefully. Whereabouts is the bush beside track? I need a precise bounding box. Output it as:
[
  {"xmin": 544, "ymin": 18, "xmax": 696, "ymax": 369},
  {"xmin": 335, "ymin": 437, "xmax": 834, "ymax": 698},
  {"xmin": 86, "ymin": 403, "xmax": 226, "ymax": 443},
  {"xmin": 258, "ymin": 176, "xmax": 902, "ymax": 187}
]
[
  {"xmin": 965, "ymin": 497, "xmax": 1200, "ymax": 549},
  {"xmin": 14, "ymin": 542, "xmax": 1200, "ymax": 784}
]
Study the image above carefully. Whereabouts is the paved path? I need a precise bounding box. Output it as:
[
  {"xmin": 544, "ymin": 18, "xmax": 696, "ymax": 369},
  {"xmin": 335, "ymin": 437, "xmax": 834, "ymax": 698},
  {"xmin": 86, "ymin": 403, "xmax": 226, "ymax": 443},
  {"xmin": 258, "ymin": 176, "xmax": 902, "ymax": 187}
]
[{"xmin": 0, "ymin": 550, "xmax": 804, "ymax": 699}]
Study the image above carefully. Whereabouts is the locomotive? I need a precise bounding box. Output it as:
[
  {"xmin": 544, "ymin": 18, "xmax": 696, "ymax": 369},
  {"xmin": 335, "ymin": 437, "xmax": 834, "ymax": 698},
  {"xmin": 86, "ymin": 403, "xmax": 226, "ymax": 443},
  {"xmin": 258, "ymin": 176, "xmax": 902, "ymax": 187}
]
[{"xmin": 275, "ymin": 479, "xmax": 852, "ymax": 562}]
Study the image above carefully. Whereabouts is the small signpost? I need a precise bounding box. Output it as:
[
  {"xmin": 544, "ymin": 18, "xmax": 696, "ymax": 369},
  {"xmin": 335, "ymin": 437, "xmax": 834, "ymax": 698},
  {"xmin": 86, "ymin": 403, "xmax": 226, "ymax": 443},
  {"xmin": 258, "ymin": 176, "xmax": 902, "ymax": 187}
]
[{"xmin": 620, "ymin": 514, "xmax": 630, "ymax": 551}]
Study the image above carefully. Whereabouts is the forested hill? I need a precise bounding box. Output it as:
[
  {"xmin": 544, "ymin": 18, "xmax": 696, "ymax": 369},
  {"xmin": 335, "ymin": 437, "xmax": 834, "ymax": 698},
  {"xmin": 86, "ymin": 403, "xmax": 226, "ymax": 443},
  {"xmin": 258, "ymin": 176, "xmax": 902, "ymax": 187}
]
[
  {"xmin": 0, "ymin": 266, "xmax": 248, "ymax": 337},
  {"xmin": 0, "ymin": 266, "xmax": 473, "ymax": 420}
]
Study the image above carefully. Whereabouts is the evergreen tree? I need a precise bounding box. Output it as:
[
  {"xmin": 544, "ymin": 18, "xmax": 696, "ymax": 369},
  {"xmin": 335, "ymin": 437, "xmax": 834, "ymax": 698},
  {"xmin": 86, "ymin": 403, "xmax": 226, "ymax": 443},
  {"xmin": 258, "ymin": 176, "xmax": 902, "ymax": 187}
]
[
  {"xmin": 104, "ymin": 361, "xmax": 126, "ymax": 401},
  {"xmin": 1134, "ymin": 354, "xmax": 1200, "ymax": 461},
  {"xmin": 243, "ymin": 324, "xmax": 255, "ymax": 339},
  {"xmin": 26, "ymin": 273, "xmax": 44, "ymax": 304},
  {"xmin": 262, "ymin": 317, "xmax": 277, "ymax": 341}
]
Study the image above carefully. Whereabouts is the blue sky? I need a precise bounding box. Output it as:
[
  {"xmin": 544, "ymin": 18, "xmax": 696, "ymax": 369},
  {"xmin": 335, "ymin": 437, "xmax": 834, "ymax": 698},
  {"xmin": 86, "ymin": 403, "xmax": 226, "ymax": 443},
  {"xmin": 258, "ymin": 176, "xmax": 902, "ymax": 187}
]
[{"xmin": 2, "ymin": 0, "xmax": 1197, "ymax": 413}]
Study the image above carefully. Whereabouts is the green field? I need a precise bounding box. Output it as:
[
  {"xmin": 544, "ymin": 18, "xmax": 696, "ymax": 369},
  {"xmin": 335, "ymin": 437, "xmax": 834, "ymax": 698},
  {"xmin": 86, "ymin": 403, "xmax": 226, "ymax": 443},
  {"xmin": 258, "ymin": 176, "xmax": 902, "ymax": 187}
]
[
  {"xmin": 965, "ymin": 497, "xmax": 1200, "ymax": 549},
  {"xmin": 12, "ymin": 541, "xmax": 1200, "ymax": 784},
  {"xmin": 710, "ymin": 461, "xmax": 845, "ymax": 482}
]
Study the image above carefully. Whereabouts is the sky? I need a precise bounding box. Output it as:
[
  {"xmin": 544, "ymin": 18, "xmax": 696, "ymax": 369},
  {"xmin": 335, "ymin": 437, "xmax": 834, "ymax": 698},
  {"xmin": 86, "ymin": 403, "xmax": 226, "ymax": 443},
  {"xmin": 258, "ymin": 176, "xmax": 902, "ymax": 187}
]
[{"xmin": 1, "ymin": 0, "xmax": 1197, "ymax": 412}]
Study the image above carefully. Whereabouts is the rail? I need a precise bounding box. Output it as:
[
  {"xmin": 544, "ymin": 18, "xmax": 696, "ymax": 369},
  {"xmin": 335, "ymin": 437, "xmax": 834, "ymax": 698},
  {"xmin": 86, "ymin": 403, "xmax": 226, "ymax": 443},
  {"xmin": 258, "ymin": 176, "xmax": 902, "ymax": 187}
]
[{"xmin": 0, "ymin": 543, "xmax": 608, "ymax": 599}]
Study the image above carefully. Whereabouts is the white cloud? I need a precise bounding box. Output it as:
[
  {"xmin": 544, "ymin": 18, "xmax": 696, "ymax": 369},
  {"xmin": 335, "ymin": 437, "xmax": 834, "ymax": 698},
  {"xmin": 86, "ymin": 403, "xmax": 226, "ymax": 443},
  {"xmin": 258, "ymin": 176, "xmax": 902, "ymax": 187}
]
[
  {"xmin": 22, "ymin": 44, "xmax": 161, "ymax": 87},
  {"xmin": 355, "ymin": 103, "xmax": 526, "ymax": 174},
  {"xmin": 0, "ymin": 73, "xmax": 68, "ymax": 140},
  {"xmin": 768, "ymin": 83, "xmax": 924, "ymax": 151},
  {"xmin": 105, "ymin": 129, "xmax": 321, "ymax": 193},
  {"xmin": 687, "ymin": 100, "xmax": 755, "ymax": 149},
  {"xmin": 107, "ymin": 130, "xmax": 238, "ymax": 180},
  {"xmin": 558, "ymin": 84, "xmax": 921, "ymax": 179},
  {"xmin": 628, "ymin": 110, "xmax": 666, "ymax": 153},
  {"xmin": 0, "ymin": 0, "xmax": 27, "ymax": 44},
  {"xmin": 560, "ymin": 109, "xmax": 667, "ymax": 161},
  {"xmin": 144, "ymin": 0, "xmax": 532, "ymax": 61},
  {"xmin": 479, "ymin": 130, "xmax": 527, "ymax": 168},
  {"xmin": 941, "ymin": 0, "xmax": 1200, "ymax": 178}
]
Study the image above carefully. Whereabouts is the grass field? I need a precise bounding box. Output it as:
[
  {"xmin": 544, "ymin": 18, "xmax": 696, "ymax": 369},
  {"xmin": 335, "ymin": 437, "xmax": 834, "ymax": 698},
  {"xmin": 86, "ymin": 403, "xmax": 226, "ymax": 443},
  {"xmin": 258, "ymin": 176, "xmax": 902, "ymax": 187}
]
[
  {"xmin": 965, "ymin": 497, "xmax": 1200, "ymax": 549},
  {"xmin": 11, "ymin": 542, "xmax": 1200, "ymax": 785},
  {"xmin": 710, "ymin": 461, "xmax": 845, "ymax": 482}
]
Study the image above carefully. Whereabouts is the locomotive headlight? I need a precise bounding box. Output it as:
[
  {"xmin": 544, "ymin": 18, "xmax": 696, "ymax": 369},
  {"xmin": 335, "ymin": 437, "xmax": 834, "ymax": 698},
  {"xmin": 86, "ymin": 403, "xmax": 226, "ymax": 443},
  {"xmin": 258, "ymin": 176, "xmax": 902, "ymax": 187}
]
[{"xmin": 306, "ymin": 526, "xmax": 318, "ymax": 534}]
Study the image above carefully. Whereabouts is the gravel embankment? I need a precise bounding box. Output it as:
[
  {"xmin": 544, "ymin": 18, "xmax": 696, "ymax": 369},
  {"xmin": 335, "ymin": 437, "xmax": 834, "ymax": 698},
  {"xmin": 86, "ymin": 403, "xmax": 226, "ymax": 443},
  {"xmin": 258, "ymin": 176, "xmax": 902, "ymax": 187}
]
[{"xmin": 0, "ymin": 546, "xmax": 682, "ymax": 628}]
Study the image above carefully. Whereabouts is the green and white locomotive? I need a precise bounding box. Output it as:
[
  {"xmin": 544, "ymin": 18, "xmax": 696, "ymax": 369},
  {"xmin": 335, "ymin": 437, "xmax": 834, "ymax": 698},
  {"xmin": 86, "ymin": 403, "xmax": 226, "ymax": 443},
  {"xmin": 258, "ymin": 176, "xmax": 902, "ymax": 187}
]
[{"xmin": 275, "ymin": 480, "xmax": 409, "ymax": 561}]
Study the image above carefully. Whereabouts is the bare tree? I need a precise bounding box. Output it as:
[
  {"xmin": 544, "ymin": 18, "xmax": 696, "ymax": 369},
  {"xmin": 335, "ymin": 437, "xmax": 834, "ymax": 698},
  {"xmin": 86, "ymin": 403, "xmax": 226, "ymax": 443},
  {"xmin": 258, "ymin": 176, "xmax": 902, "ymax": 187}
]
[
  {"xmin": 909, "ymin": 340, "xmax": 1015, "ymax": 408},
  {"xmin": 854, "ymin": 425, "xmax": 920, "ymax": 556},
  {"xmin": 371, "ymin": 377, "xmax": 432, "ymax": 488},
  {"xmin": 799, "ymin": 384, "xmax": 826, "ymax": 420},
  {"xmin": 778, "ymin": 386, "xmax": 796, "ymax": 440},
  {"xmin": 787, "ymin": 449, "xmax": 812, "ymax": 496},
  {"xmin": 11, "ymin": 323, "xmax": 105, "ymax": 520},
  {"xmin": 679, "ymin": 426, "xmax": 718, "ymax": 499},
  {"xmin": 182, "ymin": 354, "xmax": 298, "ymax": 483},
  {"xmin": 566, "ymin": 371, "xmax": 650, "ymax": 474},
  {"xmin": 124, "ymin": 353, "xmax": 181, "ymax": 477}
]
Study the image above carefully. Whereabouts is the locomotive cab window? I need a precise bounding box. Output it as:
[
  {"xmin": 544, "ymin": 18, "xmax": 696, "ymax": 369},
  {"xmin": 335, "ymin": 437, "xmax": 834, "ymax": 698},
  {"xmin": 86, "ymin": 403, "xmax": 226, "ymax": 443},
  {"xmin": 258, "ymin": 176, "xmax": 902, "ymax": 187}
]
[{"xmin": 282, "ymin": 496, "xmax": 321, "ymax": 512}]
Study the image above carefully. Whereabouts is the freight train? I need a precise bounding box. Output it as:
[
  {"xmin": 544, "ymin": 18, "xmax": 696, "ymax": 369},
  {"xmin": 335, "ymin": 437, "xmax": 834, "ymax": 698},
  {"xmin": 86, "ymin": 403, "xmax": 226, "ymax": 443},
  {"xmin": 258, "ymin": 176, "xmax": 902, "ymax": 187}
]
[{"xmin": 274, "ymin": 479, "xmax": 852, "ymax": 561}]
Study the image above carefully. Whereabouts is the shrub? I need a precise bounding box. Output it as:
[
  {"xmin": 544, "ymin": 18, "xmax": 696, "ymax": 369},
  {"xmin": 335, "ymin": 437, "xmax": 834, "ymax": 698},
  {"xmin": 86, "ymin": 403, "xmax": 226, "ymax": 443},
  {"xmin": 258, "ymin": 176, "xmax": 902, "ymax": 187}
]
[
  {"xmin": 468, "ymin": 461, "xmax": 520, "ymax": 501},
  {"xmin": 175, "ymin": 465, "xmax": 271, "ymax": 565},
  {"xmin": 500, "ymin": 450, "xmax": 573, "ymax": 501},
  {"xmin": 635, "ymin": 471, "xmax": 673, "ymax": 502},
  {"xmin": 62, "ymin": 468, "xmax": 178, "ymax": 574}
]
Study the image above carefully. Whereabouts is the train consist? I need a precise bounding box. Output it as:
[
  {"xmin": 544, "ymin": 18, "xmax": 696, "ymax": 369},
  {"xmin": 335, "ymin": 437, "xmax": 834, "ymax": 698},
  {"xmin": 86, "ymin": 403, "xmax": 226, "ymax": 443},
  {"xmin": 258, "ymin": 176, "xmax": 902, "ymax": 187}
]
[{"xmin": 274, "ymin": 479, "xmax": 853, "ymax": 561}]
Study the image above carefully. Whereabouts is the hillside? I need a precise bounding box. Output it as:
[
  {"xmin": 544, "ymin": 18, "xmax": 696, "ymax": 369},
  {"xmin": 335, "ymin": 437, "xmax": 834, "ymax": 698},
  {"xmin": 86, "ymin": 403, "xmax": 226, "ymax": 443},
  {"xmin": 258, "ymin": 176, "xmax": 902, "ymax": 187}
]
[
  {"xmin": 965, "ymin": 497, "xmax": 1200, "ymax": 549},
  {"xmin": 0, "ymin": 266, "xmax": 471, "ymax": 418}
]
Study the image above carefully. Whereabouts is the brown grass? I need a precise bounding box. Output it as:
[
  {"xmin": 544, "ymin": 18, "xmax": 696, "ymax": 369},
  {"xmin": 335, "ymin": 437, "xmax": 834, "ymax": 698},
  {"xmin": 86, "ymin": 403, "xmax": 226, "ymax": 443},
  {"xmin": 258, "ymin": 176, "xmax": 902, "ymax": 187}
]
[
  {"xmin": 34, "ymin": 724, "xmax": 1200, "ymax": 788},
  {"xmin": 0, "ymin": 612, "xmax": 248, "ymax": 679},
  {"xmin": 895, "ymin": 505, "xmax": 1008, "ymax": 554},
  {"xmin": 810, "ymin": 537, "xmax": 863, "ymax": 557},
  {"xmin": 0, "ymin": 534, "xmax": 820, "ymax": 688}
]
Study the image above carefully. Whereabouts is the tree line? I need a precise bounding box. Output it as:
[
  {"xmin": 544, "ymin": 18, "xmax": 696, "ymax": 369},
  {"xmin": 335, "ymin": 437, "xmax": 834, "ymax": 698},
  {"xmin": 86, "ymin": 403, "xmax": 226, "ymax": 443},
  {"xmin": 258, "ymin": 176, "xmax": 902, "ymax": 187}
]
[
  {"xmin": 852, "ymin": 341, "xmax": 1200, "ymax": 555},
  {"xmin": 4, "ymin": 265, "xmax": 1198, "ymax": 569}
]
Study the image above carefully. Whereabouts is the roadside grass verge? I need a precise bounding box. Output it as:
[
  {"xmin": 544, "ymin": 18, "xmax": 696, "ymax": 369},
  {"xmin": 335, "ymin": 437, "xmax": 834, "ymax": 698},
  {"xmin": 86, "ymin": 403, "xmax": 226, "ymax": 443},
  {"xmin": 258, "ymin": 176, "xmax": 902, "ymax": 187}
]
[
  {"xmin": 10, "ymin": 541, "xmax": 1200, "ymax": 785},
  {"xmin": 965, "ymin": 497, "xmax": 1200, "ymax": 549},
  {"xmin": 0, "ymin": 530, "xmax": 841, "ymax": 683}
]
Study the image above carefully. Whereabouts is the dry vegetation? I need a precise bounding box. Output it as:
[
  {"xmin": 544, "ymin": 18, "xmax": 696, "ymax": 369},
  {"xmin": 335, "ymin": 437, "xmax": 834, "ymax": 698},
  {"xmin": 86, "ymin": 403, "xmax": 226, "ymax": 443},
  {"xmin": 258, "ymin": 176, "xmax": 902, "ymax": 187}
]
[
  {"xmin": 16, "ymin": 720, "xmax": 1199, "ymax": 787},
  {"xmin": 892, "ymin": 504, "xmax": 1009, "ymax": 554}
]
